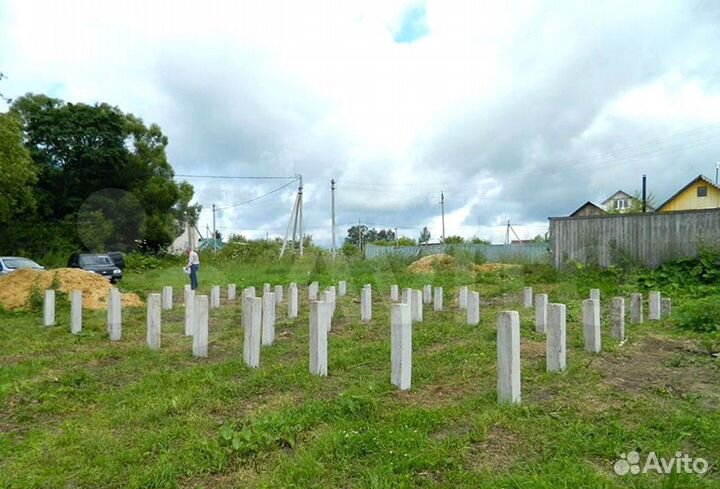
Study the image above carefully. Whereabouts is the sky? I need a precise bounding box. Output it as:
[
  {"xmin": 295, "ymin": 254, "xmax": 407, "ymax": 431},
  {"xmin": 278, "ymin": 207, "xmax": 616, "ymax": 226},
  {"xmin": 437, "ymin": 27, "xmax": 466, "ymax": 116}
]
[{"xmin": 2, "ymin": 0, "xmax": 720, "ymax": 246}]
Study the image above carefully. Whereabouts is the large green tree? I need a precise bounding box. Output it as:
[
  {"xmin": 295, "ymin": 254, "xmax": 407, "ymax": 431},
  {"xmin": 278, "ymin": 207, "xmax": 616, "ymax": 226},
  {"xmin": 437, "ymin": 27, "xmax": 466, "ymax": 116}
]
[
  {"xmin": 5, "ymin": 93, "xmax": 194, "ymax": 254},
  {"xmin": 0, "ymin": 112, "xmax": 37, "ymax": 223}
]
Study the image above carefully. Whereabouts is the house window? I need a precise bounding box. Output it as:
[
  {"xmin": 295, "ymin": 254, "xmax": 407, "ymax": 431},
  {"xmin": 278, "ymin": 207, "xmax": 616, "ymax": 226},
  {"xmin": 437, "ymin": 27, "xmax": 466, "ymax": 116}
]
[
  {"xmin": 614, "ymin": 199, "xmax": 627, "ymax": 210},
  {"xmin": 697, "ymin": 186, "xmax": 708, "ymax": 197}
]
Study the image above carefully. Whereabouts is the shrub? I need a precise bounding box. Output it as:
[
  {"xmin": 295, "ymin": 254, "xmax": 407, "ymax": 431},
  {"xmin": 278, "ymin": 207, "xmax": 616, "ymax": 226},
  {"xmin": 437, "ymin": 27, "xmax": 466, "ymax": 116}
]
[{"xmin": 675, "ymin": 296, "xmax": 720, "ymax": 333}]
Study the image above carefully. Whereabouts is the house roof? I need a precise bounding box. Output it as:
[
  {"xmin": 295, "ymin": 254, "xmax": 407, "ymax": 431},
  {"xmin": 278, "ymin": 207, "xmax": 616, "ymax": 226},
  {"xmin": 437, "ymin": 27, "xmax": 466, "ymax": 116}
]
[
  {"xmin": 657, "ymin": 174, "xmax": 720, "ymax": 211},
  {"xmin": 601, "ymin": 190, "xmax": 633, "ymax": 206},
  {"xmin": 570, "ymin": 201, "xmax": 607, "ymax": 217}
]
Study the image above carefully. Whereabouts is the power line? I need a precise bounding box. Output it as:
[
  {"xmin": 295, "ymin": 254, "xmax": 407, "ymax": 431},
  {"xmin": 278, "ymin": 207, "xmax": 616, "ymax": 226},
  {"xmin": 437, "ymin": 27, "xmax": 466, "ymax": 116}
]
[
  {"xmin": 215, "ymin": 180, "xmax": 297, "ymax": 210},
  {"xmin": 175, "ymin": 174, "xmax": 297, "ymax": 180}
]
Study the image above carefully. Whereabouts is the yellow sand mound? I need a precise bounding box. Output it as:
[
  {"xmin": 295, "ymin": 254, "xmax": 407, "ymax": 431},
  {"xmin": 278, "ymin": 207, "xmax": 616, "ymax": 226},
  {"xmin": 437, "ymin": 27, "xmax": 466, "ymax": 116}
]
[
  {"xmin": 474, "ymin": 263, "xmax": 521, "ymax": 273},
  {"xmin": 0, "ymin": 268, "xmax": 144, "ymax": 311},
  {"xmin": 407, "ymin": 254, "xmax": 456, "ymax": 273}
]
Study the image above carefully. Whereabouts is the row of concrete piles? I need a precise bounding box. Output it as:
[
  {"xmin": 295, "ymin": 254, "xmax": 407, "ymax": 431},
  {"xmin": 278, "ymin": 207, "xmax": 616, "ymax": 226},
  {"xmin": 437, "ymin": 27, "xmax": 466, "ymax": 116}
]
[{"xmin": 41, "ymin": 281, "xmax": 671, "ymax": 404}]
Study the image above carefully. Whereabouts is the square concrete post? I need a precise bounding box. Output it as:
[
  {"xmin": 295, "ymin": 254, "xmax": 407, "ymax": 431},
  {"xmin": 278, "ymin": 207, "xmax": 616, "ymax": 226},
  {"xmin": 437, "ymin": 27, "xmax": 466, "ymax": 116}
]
[
  {"xmin": 546, "ymin": 303, "xmax": 566, "ymax": 372},
  {"xmin": 433, "ymin": 287, "xmax": 443, "ymax": 312},
  {"xmin": 411, "ymin": 289, "xmax": 423, "ymax": 322},
  {"xmin": 244, "ymin": 286, "xmax": 255, "ymax": 299},
  {"xmin": 108, "ymin": 287, "xmax": 122, "ymax": 341},
  {"xmin": 583, "ymin": 298, "xmax": 601, "ymax": 353},
  {"xmin": 458, "ymin": 286, "xmax": 468, "ymax": 309},
  {"xmin": 70, "ymin": 290, "xmax": 82, "ymax": 335},
  {"xmin": 162, "ymin": 286, "xmax": 173, "ymax": 310},
  {"xmin": 146, "ymin": 293, "xmax": 161, "ymax": 350},
  {"xmin": 338, "ymin": 280, "xmax": 347, "ymax": 297},
  {"xmin": 390, "ymin": 284, "xmax": 399, "ymax": 302},
  {"xmin": 262, "ymin": 292, "xmax": 276, "ymax": 346},
  {"xmin": 321, "ymin": 291, "xmax": 333, "ymax": 331},
  {"xmin": 274, "ymin": 285, "xmax": 283, "ymax": 304},
  {"xmin": 228, "ymin": 284, "xmax": 236, "ymax": 302},
  {"xmin": 423, "ymin": 285, "xmax": 432, "ymax": 304},
  {"xmin": 211, "ymin": 286, "xmax": 220, "ymax": 309},
  {"xmin": 288, "ymin": 284, "xmax": 298, "ymax": 319},
  {"xmin": 243, "ymin": 296, "xmax": 262, "ymax": 368},
  {"xmin": 184, "ymin": 288, "xmax": 195, "ymax": 336},
  {"xmin": 497, "ymin": 311, "xmax": 521, "ymax": 404},
  {"xmin": 44, "ymin": 290, "xmax": 55, "ymax": 327},
  {"xmin": 648, "ymin": 291, "xmax": 661, "ymax": 320},
  {"xmin": 184, "ymin": 284, "xmax": 191, "ymax": 293},
  {"xmin": 611, "ymin": 297, "xmax": 625, "ymax": 340},
  {"xmin": 328, "ymin": 286, "xmax": 336, "ymax": 317},
  {"xmin": 310, "ymin": 301, "xmax": 330, "ymax": 376},
  {"xmin": 630, "ymin": 293, "xmax": 644, "ymax": 324},
  {"xmin": 309, "ymin": 281, "xmax": 319, "ymax": 301},
  {"xmin": 391, "ymin": 302, "xmax": 412, "ymax": 391},
  {"xmin": 263, "ymin": 283, "xmax": 271, "ymax": 295},
  {"xmin": 192, "ymin": 295, "xmax": 209, "ymax": 357},
  {"xmin": 361, "ymin": 285, "xmax": 372, "ymax": 321},
  {"xmin": 590, "ymin": 288, "xmax": 600, "ymax": 302},
  {"xmin": 402, "ymin": 287, "xmax": 412, "ymax": 305},
  {"xmin": 662, "ymin": 298, "xmax": 672, "ymax": 318},
  {"xmin": 523, "ymin": 287, "xmax": 533, "ymax": 308},
  {"xmin": 535, "ymin": 293, "xmax": 548, "ymax": 334},
  {"xmin": 467, "ymin": 291, "xmax": 480, "ymax": 325}
]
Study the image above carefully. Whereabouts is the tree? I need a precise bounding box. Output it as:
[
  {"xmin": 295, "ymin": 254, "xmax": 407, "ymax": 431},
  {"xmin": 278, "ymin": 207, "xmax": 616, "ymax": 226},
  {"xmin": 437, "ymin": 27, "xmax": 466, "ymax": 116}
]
[
  {"xmin": 419, "ymin": 226, "xmax": 431, "ymax": 244},
  {"xmin": 469, "ymin": 236, "xmax": 491, "ymax": 244},
  {"xmin": 444, "ymin": 235, "xmax": 465, "ymax": 244},
  {"xmin": 345, "ymin": 225, "xmax": 369, "ymax": 246},
  {"xmin": 6, "ymin": 93, "xmax": 193, "ymax": 254},
  {"xmin": 0, "ymin": 112, "xmax": 36, "ymax": 223},
  {"xmin": 397, "ymin": 236, "xmax": 416, "ymax": 246}
]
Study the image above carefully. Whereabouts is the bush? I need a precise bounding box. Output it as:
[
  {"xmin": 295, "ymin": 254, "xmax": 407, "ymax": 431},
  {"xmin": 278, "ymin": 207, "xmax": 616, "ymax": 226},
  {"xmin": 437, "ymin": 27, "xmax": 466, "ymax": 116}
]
[
  {"xmin": 125, "ymin": 253, "xmax": 165, "ymax": 271},
  {"xmin": 675, "ymin": 296, "xmax": 720, "ymax": 333}
]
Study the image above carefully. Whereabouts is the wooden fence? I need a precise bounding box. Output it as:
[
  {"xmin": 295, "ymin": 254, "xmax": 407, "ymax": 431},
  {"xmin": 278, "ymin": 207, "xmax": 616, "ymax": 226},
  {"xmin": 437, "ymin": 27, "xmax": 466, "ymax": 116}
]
[{"xmin": 548, "ymin": 208, "xmax": 720, "ymax": 269}]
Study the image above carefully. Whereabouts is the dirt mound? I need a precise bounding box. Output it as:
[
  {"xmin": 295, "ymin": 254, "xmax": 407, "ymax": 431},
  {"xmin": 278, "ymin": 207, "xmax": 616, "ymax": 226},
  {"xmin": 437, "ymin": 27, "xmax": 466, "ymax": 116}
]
[
  {"xmin": 474, "ymin": 263, "xmax": 521, "ymax": 273},
  {"xmin": 0, "ymin": 268, "xmax": 143, "ymax": 311},
  {"xmin": 407, "ymin": 254, "xmax": 456, "ymax": 273}
]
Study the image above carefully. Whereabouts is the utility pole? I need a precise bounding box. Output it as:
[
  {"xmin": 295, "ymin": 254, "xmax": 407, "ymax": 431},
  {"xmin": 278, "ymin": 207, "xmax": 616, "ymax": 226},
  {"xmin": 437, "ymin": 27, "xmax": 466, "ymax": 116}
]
[
  {"xmin": 298, "ymin": 175, "xmax": 304, "ymax": 257},
  {"xmin": 715, "ymin": 161, "xmax": 720, "ymax": 185},
  {"xmin": 212, "ymin": 204, "xmax": 217, "ymax": 253},
  {"xmin": 279, "ymin": 176, "xmax": 302, "ymax": 258},
  {"xmin": 331, "ymin": 179, "xmax": 336, "ymax": 259},
  {"xmin": 440, "ymin": 191, "xmax": 446, "ymax": 243},
  {"xmin": 642, "ymin": 174, "xmax": 647, "ymax": 213}
]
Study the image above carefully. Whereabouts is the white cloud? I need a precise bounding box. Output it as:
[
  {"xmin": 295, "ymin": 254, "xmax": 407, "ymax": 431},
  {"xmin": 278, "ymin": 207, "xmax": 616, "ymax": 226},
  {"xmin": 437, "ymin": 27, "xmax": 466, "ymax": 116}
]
[{"xmin": 2, "ymin": 0, "xmax": 720, "ymax": 245}]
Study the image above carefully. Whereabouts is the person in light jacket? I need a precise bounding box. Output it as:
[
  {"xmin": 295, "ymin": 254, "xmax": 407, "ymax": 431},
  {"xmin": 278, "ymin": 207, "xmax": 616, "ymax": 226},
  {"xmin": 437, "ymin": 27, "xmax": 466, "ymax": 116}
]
[{"xmin": 185, "ymin": 247, "xmax": 200, "ymax": 290}]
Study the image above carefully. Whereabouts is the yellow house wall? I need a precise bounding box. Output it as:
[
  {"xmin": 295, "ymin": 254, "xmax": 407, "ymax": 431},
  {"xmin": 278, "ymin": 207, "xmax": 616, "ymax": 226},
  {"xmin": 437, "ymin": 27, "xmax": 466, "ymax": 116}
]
[{"xmin": 662, "ymin": 181, "xmax": 720, "ymax": 211}]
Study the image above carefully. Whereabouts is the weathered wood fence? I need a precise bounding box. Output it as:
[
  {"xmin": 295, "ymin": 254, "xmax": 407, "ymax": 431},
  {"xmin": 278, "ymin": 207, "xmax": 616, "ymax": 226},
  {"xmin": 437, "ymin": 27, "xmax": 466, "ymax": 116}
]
[{"xmin": 549, "ymin": 208, "xmax": 720, "ymax": 269}]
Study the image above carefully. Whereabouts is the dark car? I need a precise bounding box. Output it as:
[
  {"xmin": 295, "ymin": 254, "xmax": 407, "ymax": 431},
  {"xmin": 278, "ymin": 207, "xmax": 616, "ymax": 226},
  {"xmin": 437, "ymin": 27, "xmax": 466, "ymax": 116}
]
[
  {"xmin": 107, "ymin": 251, "xmax": 126, "ymax": 271},
  {"xmin": 68, "ymin": 253, "xmax": 123, "ymax": 283}
]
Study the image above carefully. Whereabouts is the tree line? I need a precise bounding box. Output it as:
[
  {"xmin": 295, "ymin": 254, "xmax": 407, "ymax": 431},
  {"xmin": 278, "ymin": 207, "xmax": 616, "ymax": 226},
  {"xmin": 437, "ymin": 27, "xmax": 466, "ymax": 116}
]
[{"xmin": 0, "ymin": 91, "xmax": 199, "ymax": 258}]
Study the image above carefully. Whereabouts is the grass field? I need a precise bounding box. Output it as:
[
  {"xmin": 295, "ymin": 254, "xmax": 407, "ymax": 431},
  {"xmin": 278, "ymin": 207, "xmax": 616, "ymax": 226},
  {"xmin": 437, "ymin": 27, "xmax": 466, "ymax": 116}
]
[{"xmin": 1, "ymin": 257, "xmax": 719, "ymax": 488}]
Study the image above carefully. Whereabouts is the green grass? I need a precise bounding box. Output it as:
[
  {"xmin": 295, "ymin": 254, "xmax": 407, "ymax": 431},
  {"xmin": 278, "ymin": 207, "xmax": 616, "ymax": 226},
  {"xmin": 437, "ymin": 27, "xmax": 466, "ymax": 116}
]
[{"xmin": 1, "ymin": 258, "xmax": 719, "ymax": 488}]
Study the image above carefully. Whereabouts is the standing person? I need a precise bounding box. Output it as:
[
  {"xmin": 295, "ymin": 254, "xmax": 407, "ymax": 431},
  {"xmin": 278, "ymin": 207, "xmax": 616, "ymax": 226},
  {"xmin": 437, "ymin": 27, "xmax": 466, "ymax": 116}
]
[{"xmin": 185, "ymin": 247, "xmax": 200, "ymax": 290}]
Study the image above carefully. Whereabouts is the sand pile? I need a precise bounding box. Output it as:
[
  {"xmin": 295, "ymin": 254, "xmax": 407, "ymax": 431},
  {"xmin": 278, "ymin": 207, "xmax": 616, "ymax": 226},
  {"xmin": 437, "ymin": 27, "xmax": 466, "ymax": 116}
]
[
  {"xmin": 0, "ymin": 268, "xmax": 144, "ymax": 311},
  {"xmin": 407, "ymin": 254, "xmax": 456, "ymax": 273},
  {"xmin": 474, "ymin": 263, "xmax": 521, "ymax": 273}
]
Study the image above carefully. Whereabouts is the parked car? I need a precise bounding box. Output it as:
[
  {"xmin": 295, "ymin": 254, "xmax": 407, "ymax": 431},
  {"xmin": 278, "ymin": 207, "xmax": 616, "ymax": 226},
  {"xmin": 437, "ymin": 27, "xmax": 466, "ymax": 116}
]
[
  {"xmin": 0, "ymin": 256, "xmax": 45, "ymax": 275},
  {"xmin": 67, "ymin": 253, "xmax": 123, "ymax": 283},
  {"xmin": 106, "ymin": 251, "xmax": 126, "ymax": 271}
]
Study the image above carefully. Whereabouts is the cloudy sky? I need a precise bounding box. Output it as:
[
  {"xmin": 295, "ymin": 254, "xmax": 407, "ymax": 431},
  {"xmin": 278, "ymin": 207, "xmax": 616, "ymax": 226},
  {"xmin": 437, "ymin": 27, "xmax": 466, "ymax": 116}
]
[{"xmin": 2, "ymin": 0, "xmax": 720, "ymax": 246}]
